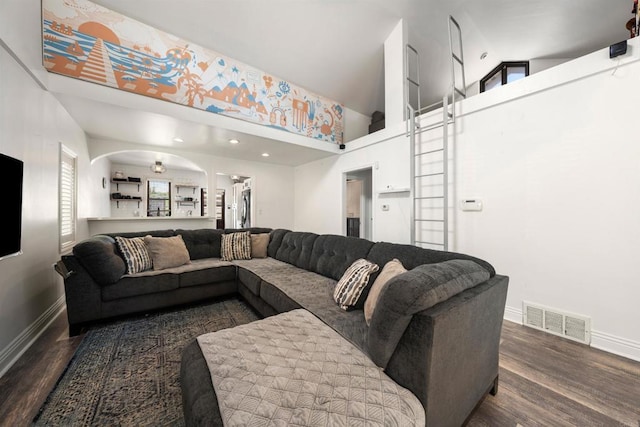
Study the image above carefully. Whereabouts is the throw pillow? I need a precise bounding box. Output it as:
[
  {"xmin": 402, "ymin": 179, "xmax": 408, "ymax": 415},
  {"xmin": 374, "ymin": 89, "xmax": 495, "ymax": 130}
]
[
  {"xmin": 220, "ymin": 231, "xmax": 252, "ymax": 261},
  {"xmin": 364, "ymin": 258, "xmax": 407, "ymax": 326},
  {"xmin": 250, "ymin": 233, "xmax": 269, "ymax": 258},
  {"xmin": 143, "ymin": 234, "xmax": 191, "ymax": 271},
  {"xmin": 114, "ymin": 236, "xmax": 153, "ymax": 274},
  {"xmin": 333, "ymin": 258, "xmax": 379, "ymax": 311}
]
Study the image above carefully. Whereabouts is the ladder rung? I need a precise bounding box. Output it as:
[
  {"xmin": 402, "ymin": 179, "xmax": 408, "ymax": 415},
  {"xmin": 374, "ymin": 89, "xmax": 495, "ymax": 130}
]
[
  {"xmin": 415, "ymin": 241, "xmax": 445, "ymax": 246},
  {"xmin": 452, "ymin": 53, "xmax": 463, "ymax": 64},
  {"xmin": 406, "ymin": 77, "xmax": 419, "ymax": 86},
  {"xmin": 415, "ymin": 172, "xmax": 444, "ymax": 178},
  {"xmin": 415, "ymin": 219, "xmax": 445, "ymax": 222},
  {"xmin": 454, "ymin": 87, "xmax": 466, "ymax": 97},
  {"xmin": 414, "ymin": 148, "xmax": 444, "ymax": 157}
]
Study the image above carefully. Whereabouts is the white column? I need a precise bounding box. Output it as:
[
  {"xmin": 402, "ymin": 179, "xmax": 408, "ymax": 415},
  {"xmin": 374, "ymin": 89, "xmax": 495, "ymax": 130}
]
[{"xmin": 383, "ymin": 19, "xmax": 408, "ymax": 127}]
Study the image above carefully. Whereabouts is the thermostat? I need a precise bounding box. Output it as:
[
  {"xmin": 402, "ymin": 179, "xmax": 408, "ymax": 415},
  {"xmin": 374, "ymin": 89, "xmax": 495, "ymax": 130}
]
[{"xmin": 460, "ymin": 199, "xmax": 482, "ymax": 212}]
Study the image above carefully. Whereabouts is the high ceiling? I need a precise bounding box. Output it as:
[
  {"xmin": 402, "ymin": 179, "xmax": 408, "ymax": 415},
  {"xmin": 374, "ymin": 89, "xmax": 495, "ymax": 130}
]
[{"xmin": 51, "ymin": 0, "xmax": 634, "ymax": 167}]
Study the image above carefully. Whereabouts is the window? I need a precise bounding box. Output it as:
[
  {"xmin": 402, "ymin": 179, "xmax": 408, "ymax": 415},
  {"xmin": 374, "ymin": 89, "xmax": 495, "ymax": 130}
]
[
  {"xmin": 147, "ymin": 179, "xmax": 171, "ymax": 216},
  {"xmin": 59, "ymin": 144, "xmax": 77, "ymax": 253},
  {"xmin": 480, "ymin": 61, "xmax": 529, "ymax": 93}
]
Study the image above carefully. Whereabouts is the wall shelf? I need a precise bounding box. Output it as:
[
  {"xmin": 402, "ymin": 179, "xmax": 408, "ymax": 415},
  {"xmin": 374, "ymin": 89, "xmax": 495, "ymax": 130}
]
[
  {"xmin": 176, "ymin": 185, "xmax": 198, "ymax": 194},
  {"xmin": 377, "ymin": 187, "xmax": 410, "ymax": 194},
  {"xmin": 111, "ymin": 179, "xmax": 141, "ymax": 191},
  {"xmin": 111, "ymin": 197, "xmax": 142, "ymax": 208}
]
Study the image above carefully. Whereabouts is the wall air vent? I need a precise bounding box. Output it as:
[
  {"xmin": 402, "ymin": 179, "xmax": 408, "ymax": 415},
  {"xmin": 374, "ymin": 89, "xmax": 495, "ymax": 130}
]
[{"xmin": 522, "ymin": 301, "xmax": 591, "ymax": 345}]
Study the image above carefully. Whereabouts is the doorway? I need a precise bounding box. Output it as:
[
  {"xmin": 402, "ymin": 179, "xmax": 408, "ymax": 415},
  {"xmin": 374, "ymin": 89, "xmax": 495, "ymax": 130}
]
[
  {"xmin": 344, "ymin": 167, "xmax": 373, "ymax": 240},
  {"xmin": 215, "ymin": 173, "xmax": 252, "ymax": 228}
]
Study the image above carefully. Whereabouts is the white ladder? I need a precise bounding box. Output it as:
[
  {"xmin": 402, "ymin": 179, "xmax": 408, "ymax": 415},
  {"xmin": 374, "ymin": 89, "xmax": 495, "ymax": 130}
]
[{"xmin": 408, "ymin": 16, "xmax": 466, "ymax": 251}]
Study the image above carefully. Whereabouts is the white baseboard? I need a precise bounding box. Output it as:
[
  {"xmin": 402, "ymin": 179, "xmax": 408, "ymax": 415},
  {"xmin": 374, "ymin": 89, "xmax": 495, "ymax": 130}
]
[
  {"xmin": 503, "ymin": 305, "xmax": 523, "ymax": 324},
  {"xmin": 0, "ymin": 295, "xmax": 66, "ymax": 378},
  {"xmin": 591, "ymin": 331, "xmax": 640, "ymax": 363},
  {"xmin": 503, "ymin": 304, "xmax": 640, "ymax": 363}
]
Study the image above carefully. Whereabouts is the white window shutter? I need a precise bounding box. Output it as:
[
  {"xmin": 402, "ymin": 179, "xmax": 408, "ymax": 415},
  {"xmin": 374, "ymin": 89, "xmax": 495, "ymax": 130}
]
[{"xmin": 59, "ymin": 145, "xmax": 77, "ymax": 252}]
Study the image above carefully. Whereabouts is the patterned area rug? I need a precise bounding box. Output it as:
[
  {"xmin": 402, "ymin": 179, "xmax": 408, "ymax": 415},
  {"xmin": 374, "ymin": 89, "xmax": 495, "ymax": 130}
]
[{"xmin": 33, "ymin": 297, "xmax": 259, "ymax": 426}]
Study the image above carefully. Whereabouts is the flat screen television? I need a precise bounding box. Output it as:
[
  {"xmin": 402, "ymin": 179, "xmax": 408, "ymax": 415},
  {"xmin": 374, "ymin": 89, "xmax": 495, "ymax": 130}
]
[{"xmin": 0, "ymin": 153, "xmax": 23, "ymax": 259}]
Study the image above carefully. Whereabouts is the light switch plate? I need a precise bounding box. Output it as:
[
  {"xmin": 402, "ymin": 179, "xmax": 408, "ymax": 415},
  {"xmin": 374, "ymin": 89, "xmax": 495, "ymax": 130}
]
[{"xmin": 460, "ymin": 199, "xmax": 482, "ymax": 211}]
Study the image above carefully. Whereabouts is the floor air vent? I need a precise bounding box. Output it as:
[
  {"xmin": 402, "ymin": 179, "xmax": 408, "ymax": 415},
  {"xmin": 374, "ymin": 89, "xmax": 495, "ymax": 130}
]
[{"xmin": 522, "ymin": 301, "xmax": 591, "ymax": 345}]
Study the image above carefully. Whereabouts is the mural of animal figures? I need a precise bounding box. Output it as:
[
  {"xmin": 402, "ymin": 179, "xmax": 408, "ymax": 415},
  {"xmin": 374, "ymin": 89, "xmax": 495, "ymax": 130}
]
[
  {"xmin": 320, "ymin": 108, "xmax": 334, "ymax": 137},
  {"xmin": 270, "ymin": 107, "xmax": 287, "ymax": 127},
  {"xmin": 292, "ymin": 99, "xmax": 309, "ymax": 131},
  {"xmin": 306, "ymin": 100, "xmax": 316, "ymax": 137}
]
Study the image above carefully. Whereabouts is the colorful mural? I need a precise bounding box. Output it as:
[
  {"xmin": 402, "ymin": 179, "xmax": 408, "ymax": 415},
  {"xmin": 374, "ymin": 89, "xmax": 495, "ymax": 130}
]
[{"xmin": 42, "ymin": 0, "xmax": 344, "ymax": 144}]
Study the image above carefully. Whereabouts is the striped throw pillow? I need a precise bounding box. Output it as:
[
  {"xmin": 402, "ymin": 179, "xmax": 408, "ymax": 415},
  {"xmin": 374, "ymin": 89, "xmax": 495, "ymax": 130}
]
[
  {"xmin": 220, "ymin": 231, "xmax": 252, "ymax": 261},
  {"xmin": 333, "ymin": 258, "xmax": 379, "ymax": 311},
  {"xmin": 114, "ymin": 236, "xmax": 153, "ymax": 274}
]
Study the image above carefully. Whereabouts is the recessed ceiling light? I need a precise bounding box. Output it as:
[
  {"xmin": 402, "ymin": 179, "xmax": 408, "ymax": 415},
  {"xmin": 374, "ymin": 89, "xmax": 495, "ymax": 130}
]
[
  {"xmin": 480, "ymin": 52, "xmax": 488, "ymax": 60},
  {"xmin": 261, "ymin": 153, "xmax": 270, "ymax": 157},
  {"xmin": 173, "ymin": 137, "xmax": 184, "ymax": 143},
  {"xmin": 229, "ymin": 139, "xmax": 239, "ymax": 144}
]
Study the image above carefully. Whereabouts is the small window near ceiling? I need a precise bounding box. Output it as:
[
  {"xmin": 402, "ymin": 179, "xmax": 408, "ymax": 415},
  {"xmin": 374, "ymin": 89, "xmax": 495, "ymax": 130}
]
[
  {"xmin": 147, "ymin": 179, "xmax": 171, "ymax": 217},
  {"xmin": 59, "ymin": 144, "xmax": 77, "ymax": 253},
  {"xmin": 480, "ymin": 61, "xmax": 529, "ymax": 93}
]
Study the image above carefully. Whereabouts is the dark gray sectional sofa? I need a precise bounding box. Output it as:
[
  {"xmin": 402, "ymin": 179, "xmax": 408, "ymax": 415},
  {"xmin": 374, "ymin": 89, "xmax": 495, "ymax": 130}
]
[{"xmin": 59, "ymin": 227, "xmax": 509, "ymax": 426}]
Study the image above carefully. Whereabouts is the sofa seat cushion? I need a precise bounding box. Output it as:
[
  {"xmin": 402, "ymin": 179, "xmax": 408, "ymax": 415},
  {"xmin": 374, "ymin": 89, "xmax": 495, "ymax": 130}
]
[
  {"xmin": 233, "ymin": 258, "xmax": 298, "ymax": 296},
  {"xmin": 127, "ymin": 258, "xmax": 234, "ymax": 276},
  {"xmin": 236, "ymin": 258, "xmax": 369, "ymax": 351},
  {"xmin": 101, "ymin": 273, "xmax": 179, "ymax": 301},
  {"xmin": 237, "ymin": 268, "xmax": 261, "ymax": 295},
  {"xmin": 179, "ymin": 263, "xmax": 237, "ymax": 288}
]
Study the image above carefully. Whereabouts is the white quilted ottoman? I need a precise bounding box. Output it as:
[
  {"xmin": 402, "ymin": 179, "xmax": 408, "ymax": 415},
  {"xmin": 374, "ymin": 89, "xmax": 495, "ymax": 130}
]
[{"xmin": 196, "ymin": 308, "xmax": 425, "ymax": 426}]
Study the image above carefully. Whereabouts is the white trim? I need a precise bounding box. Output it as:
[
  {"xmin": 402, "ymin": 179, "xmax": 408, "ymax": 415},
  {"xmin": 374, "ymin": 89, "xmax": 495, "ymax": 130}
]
[
  {"xmin": 504, "ymin": 304, "xmax": 640, "ymax": 362},
  {"xmin": 503, "ymin": 305, "xmax": 522, "ymax": 324},
  {"xmin": 591, "ymin": 330, "xmax": 640, "ymax": 363},
  {"xmin": 0, "ymin": 296, "xmax": 66, "ymax": 378}
]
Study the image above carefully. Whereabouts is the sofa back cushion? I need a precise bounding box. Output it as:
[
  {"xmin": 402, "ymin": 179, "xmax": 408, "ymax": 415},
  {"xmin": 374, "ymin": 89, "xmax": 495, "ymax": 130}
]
[
  {"xmin": 223, "ymin": 227, "xmax": 272, "ymax": 235},
  {"xmin": 308, "ymin": 235, "xmax": 374, "ymax": 281},
  {"xmin": 176, "ymin": 229, "xmax": 224, "ymax": 260},
  {"xmin": 274, "ymin": 232, "xmax": 319, "ymax": 269},
  {"xmin": 105, "ymin": 229, "xmax": 176, "ymax": 239},
  {"xmin": 367, "ymin": 242, "xmax": 496, "ymax": 278},
  {"xmin": 367, "ymin": 259, "xmax": 490, "ymax": 368},
  {"xmin": 72, "ymin": 235, "xmax": 126, "ymax": 285},
  {"xmin": 267, "ymin": 229, "xmax": 291, "ymax": 258}
]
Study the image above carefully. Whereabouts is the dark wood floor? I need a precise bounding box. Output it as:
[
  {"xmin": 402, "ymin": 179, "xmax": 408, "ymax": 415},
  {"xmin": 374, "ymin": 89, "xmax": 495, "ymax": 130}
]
[{"xmin": 1, "ymin": 308, "xmax": 638, "ymax": 427}]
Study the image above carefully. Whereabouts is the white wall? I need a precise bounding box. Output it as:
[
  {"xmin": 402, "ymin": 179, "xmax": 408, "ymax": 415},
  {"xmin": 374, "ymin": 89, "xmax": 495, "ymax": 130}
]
[
  {"xmin": 0, "ymin": 44, "xmax": 90, "ymax": 375},
  {"xmin": 295, "ymin": 41, "xmax": 640, "ymax": 361},
  {"xmin": 294, "ymin": 129, "xmax": 411, "ymax": 243},
  {"xmin": 426, "ymin": 42, "xmax": 640, "ymax": 360}
]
